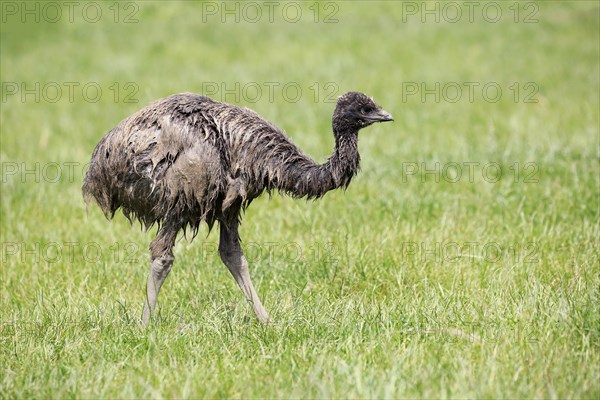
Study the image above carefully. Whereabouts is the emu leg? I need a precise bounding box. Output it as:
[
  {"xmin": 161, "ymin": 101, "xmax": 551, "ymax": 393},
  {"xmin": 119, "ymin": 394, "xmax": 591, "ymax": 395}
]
[
  {"xmin": 142, "ymin": 229, "xmax": 177, "ymax": 326},
  {"xmin": 218, "ymin": 221, "xmax": 269, "ymax": 322}
]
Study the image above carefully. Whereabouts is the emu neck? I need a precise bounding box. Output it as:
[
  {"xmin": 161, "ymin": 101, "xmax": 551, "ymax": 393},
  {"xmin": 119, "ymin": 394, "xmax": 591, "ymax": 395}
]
[
  {"xmin": 324, "ymin": 132, "xmax": 360, "ymax": 188},
  {"xmin": 279, "ymin": 130, "xmax": 360, "ymax": 199}
]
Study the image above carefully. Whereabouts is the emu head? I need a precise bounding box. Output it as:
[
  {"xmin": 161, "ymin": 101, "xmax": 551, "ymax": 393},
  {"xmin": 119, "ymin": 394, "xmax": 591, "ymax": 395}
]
[{"xmin": 332, "ymin": 92, "xmax": 393, "ymax": 135}]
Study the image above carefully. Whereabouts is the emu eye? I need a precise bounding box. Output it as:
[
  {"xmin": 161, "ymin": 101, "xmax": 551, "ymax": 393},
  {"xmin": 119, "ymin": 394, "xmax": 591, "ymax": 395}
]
[{"xmin": 361, "ymin": 106, "xmax": 374, "ymax": 114}]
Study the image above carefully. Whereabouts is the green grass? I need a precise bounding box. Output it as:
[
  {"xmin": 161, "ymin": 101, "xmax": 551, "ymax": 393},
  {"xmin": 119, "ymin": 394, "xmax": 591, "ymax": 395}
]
[{"xmin": 1, "ymin": 1, "xmax": 598, "ymax": 398}]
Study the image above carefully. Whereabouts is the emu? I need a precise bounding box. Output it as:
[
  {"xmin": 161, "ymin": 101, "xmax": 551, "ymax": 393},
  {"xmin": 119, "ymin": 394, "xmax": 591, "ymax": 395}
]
[{"xmin": 83, "ymin": 92, "xmax": 393, "ymax": 325}]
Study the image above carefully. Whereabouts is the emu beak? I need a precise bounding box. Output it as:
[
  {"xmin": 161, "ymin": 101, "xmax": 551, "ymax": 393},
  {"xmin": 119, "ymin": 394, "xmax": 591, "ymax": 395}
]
[{"xmin": 367, "ymin": 109, "xmax": 394, "ymax": 122}]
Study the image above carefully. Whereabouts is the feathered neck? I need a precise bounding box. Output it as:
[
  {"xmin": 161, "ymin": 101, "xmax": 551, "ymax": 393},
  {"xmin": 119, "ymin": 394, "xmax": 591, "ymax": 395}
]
[{"xmin": 273, "ymin": 129, "xmax": 360, "ymax": 199}]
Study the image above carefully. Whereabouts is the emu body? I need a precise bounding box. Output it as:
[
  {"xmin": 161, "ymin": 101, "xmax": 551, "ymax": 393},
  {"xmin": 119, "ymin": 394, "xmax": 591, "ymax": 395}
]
[{"xmin": 83, "ymin": 92, "xmax": 392, "ymax": 324}]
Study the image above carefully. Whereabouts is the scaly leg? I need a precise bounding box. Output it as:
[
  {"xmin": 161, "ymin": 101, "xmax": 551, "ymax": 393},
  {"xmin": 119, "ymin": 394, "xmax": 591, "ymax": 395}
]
[
  {"xmin": 142, "ymin": 228, "xmax": 177, "ymax": 326},
  {"xmin": 218, "ymin": 221, "xmax": 269, "ymax": 322}
]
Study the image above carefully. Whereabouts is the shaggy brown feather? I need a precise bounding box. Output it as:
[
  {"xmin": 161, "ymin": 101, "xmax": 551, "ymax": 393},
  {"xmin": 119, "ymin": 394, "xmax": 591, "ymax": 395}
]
[{"xmin": 83, "ymin": 92, "xmax": 391, "ymax": 233}]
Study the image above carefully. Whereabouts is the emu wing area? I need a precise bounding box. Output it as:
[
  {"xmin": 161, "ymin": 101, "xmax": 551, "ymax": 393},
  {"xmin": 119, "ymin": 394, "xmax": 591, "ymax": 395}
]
[{"xmin": 83, "ymin": 96, "xmax": 229, "ymax": 233}]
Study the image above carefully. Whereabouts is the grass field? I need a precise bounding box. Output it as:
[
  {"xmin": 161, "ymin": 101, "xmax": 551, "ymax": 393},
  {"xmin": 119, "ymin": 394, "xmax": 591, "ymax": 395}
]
[{"xmin": 1, "ymin": 1, "xmax": 599, "ymax": 398}]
